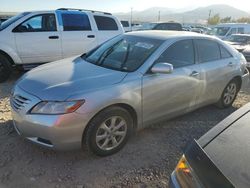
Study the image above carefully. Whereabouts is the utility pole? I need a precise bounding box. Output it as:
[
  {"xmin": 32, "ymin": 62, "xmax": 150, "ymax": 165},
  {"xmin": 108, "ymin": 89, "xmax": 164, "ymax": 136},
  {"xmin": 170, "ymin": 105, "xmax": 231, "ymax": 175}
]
[
  {"xmin": 158, "ymin": 11, "xmax": 161, "ymax": 22},
  {"xmin": 208, "ymin": 9, "xmax": 212, "ymax": 25},
  {"xmin": 130, "ymin": 7, "xmax": 133, "ymax": 31}
]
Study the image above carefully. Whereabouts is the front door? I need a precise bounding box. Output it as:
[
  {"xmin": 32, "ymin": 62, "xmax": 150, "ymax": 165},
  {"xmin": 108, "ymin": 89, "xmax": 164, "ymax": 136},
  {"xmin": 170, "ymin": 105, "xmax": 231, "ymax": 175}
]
[
  {"xmin": 142, "ymin": 39, "xmax": 202, "ymax": 124},
  {"xmin": 14, "ymin": 13, "xmax": 62, "ymax": 64}
]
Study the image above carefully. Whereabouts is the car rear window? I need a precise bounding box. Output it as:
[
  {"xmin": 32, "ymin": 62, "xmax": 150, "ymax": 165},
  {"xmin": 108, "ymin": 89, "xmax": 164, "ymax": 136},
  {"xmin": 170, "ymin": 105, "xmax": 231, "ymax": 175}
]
[
  {"xmin": 62, "ymin": 13, "xmax": 91, "ymax": 31},
  {"xmin": 94, "ymin": 16, "xmax": 118, "ymax": 31},
  {"xmin": 220, "ymin": 45, "xmax": 232, "ymax": 59}
]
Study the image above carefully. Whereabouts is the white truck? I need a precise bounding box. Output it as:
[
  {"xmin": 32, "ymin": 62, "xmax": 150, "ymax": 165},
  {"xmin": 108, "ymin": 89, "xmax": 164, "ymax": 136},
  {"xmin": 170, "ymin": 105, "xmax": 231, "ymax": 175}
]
[
  {"xmin": 209, "ymin": 23, "xmax": 250, "ymax": 40},
  {"xmin": 0, "ymin": 8, "xmax": 124, "ymax": 82}
]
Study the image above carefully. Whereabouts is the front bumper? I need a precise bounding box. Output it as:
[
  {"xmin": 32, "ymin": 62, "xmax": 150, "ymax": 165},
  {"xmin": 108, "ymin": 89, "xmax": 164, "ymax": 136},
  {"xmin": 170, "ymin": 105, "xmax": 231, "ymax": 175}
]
[{"xmin": 10, "ymin": 86, "xmax": 90, "ymax": 150}]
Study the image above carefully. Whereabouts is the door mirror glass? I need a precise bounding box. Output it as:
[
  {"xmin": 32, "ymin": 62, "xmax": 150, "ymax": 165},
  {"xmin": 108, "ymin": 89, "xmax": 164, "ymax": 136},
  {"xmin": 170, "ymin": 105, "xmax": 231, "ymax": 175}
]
[{"xmin": 151, "ymin": 63, "xmax": 173, "ymax": 74}]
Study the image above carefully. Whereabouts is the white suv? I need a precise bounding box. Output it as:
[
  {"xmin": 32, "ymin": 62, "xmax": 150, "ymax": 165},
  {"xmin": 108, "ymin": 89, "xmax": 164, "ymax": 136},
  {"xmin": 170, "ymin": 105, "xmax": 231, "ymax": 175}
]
[{"xmin": 0, "ymin": 8, "xmax": 124, "ymax": 82}]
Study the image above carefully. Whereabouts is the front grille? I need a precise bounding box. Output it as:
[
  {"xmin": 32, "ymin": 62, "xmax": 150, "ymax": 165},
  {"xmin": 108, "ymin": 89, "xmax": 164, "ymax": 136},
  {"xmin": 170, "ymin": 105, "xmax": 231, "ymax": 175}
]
[{"xmin": 11, "ymin": 94, "xmax": 30, "ymax": 111}]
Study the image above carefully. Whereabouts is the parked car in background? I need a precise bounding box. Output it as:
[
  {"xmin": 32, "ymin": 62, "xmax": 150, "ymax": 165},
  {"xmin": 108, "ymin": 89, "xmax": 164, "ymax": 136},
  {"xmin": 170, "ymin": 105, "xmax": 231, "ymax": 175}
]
[
  {"xmin": 120, "ymin": 20, "xmax": 131, "ymax": 32},
  {"xmin": 191, "ymin": 28, "xmax": 204, "ymax": 34},
  {"xmin": 0, "ymin": 18, "xmax": 8, "ymax": 24},
  {"xmin": 0, "ymin": 8, "xmax": 124, "ymax": 82},
  {"xmin": 151, "ymin": 22, "xmax": 183, "ymax": 31},
  {"xmin": 208, "ymin": 23, "xmax": 250, "ymax": 40},
  {"xmin": 11, "ymin": 31, "xmax": 248, "ymax": 156},
  {"xmin": 225, "ymin": 34, "xmax": 250, "ymax": 70},
  {"xmin": 170, "ymin": 102, "xmax": 250, "ymax": 188},
  {"xmin": 226, "ymin": 34, "xmax": 250, "ymax": 52}
]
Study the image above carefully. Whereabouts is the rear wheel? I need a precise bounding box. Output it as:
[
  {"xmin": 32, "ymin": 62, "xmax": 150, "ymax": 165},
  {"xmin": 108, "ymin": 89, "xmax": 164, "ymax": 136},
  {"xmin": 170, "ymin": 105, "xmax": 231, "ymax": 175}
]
[
  {"xmin": 84, "ymin": 106, "xmax": 133, "ymax": 156},
  {"xmin": 216, "ymin": 79, "xmax": 240, "ymax": 108},
  {"xmin": 0, "ymin": 54, "xmax": 12, "ymax": 83}
]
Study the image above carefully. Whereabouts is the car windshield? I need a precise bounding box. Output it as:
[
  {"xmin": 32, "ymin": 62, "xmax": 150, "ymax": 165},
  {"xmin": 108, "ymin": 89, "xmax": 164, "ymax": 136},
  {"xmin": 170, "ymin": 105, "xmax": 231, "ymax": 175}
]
[
  {"xmin": 228, "ymin": 35, "xmax": 250, "ymax": 44},
  {"xmin": 208, "ymin": 27, "xmax": 230, "ymax": 36},
  {"xmin": 82, "ymin": 35, "xmax": 163, "ymax": 72},
  {"xmin": 0, "ymin": 12, "xmax": 30, "ymax": 31}
]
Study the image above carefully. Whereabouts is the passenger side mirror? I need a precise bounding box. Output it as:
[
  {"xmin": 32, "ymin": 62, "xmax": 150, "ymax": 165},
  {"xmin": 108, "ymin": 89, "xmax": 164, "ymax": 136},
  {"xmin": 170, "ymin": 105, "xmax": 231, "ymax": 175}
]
[{"xmin": 151, "ymin": 63, "xmax": 173, "ymax": 74}]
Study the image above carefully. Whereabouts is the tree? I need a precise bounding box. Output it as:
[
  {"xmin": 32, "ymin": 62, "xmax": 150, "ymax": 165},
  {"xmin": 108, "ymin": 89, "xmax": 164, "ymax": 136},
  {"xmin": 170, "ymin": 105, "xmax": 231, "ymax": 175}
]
[
  {"xmin": 220, "ymin": 16, "xmax": 231, "ymax": 23},
  {"xmin": 208, "ymin": 14, "xmax": 220, "ymax": 25},
  {"xmin": 236, "ymin": 17, "xmax": 250, "ymax": 23}
]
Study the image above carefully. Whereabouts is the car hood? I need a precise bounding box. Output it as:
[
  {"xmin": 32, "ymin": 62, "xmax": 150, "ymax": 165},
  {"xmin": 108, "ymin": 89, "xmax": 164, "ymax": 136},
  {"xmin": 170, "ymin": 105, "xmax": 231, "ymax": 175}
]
[{"xmin": 17, "ymin": 57, "xmax": 128, "ymax": 101}]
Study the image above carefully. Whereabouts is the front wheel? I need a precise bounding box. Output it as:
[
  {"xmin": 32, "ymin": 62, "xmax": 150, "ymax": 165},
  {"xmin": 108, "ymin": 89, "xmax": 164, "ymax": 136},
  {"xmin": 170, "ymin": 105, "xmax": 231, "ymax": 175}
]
[
  {"xmin": 84, "ymin": 106, "xmax": 133, "ymax": 156},
  {"xmin": 0, "ymin": 54, "xmax": 12, "ymax": 83},
  {"xmin": 216, "ymin": 79, "xmax": 240, "ymax": 108}
]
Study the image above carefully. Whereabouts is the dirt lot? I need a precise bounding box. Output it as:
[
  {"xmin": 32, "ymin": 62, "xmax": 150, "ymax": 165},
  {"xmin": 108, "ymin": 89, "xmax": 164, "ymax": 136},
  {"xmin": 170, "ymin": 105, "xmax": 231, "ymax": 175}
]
[{"xmin": 0, "ymin": 72, "xmax": 250, "ymax": 188}]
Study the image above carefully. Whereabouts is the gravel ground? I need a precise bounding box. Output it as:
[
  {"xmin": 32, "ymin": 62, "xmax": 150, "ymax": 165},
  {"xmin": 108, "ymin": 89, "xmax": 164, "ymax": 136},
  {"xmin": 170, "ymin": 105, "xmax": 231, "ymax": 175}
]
[{"xmin": 0, "ymin": 72, "xmax": 250, "ymax": 188}]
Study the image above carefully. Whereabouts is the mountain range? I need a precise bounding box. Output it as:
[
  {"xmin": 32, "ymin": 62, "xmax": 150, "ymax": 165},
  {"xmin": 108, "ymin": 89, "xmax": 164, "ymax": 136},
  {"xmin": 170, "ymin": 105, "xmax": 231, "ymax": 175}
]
[{"xmin": 114, "ymin": 4, "xmax": 250, "ymax": 23}]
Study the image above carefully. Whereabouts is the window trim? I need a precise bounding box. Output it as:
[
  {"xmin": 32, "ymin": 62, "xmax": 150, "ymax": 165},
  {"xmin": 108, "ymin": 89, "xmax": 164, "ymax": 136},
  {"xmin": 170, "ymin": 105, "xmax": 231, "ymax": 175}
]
[{"xmin": 12, "ymin": 13, "xmax": 57, "ymax": 33}]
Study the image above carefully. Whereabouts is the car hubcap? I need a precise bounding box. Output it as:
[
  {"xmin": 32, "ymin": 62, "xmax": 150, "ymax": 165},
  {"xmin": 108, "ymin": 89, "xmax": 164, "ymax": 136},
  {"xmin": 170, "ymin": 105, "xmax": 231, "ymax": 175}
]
[
  {"xmin": 96, "ymin": 116, "xmax": 127, "ymax": 151},
  {"xmin": 223, "ymin": 83, "xmax": 237, "ymax": 105}
]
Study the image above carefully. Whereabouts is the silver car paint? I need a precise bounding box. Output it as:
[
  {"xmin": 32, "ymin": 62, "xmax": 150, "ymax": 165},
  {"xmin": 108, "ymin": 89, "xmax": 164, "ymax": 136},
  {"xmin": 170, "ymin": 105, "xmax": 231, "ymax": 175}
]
[{"xmin": 11, "ymin": 31, "xmax": 248, "ymax": 150}]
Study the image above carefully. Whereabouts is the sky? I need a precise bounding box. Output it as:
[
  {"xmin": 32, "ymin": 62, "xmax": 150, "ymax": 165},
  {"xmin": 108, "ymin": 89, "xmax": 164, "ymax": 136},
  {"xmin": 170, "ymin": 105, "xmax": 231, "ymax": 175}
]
[{"xmin": 1, "ymin": 0, "xmax": 250, "ymax": 13}]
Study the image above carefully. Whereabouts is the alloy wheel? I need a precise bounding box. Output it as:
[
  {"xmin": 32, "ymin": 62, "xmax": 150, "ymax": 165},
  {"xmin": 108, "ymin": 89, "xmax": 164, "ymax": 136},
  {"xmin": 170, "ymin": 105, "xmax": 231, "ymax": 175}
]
[
  {"xmin": 96, "ymin": 116, "xmax": 127, "ymax": 151},
  {"xmin": 223, "ymin": 83, "xmax": 237, "ymax": 105}
]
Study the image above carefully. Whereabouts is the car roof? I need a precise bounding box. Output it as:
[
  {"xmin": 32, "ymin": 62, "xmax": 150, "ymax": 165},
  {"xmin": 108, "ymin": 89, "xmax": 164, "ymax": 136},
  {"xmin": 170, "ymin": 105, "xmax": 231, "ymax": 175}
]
[
  {"xmin": 198, "ymin": 103, "xmax": 250, "ymax": 188},
  {"xmin": 125, "ymin": 30, "xmax": 212, "ymax": 40}
]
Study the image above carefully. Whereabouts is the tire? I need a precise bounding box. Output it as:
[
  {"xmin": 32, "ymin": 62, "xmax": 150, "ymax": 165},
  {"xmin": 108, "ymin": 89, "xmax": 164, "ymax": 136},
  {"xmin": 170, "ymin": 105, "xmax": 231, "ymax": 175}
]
[
  {"xmin": 216, "ymin": 79, "xmax": 240, "ymax": 108},
  {"xmin": 84, "ymin": 106, "xmax": 133, "ymax": 156},
  {"xmin": 0, "ymin": 54, "xmax": 12, "ymax": 83}
]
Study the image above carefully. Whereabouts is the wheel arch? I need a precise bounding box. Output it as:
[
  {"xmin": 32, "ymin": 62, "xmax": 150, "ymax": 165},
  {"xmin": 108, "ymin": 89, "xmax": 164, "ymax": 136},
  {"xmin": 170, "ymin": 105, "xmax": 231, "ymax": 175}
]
[
  {"xmin": 0, "ymin": 50, "xmax": 15, "ymax": 65},
  {"xmin": 81, "ymin": 103, "xmax": 138, "ymax": 144},
  {"xmin": 232, "ymin": 75, "xmax": 242, "ymax": 91}
]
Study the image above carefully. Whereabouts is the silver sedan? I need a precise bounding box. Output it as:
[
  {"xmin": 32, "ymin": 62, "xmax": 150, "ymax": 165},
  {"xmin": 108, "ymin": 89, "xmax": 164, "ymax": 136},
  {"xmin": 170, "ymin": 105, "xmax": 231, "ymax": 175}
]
[{"xmin": 10, "ymin": 31, "xmax": 249, "ymax": 156}]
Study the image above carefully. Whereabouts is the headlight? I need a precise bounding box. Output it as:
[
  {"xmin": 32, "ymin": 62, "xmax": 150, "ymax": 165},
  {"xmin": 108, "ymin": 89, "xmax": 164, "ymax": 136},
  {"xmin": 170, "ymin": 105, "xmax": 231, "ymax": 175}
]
[{"xmin": 30, "ymin": 100, "xmax": 85, "ymax": 114}]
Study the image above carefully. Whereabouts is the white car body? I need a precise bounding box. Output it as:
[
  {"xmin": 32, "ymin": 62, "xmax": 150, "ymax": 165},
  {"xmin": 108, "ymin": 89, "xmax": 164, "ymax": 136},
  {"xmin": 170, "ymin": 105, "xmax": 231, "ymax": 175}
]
[
  {"xmin": 0, "ymin": 9, "xmax": 124, "ymax": 65},
  {"xmin": 211, "ymin": 23, "xmax": 250, "ymax": 40}
]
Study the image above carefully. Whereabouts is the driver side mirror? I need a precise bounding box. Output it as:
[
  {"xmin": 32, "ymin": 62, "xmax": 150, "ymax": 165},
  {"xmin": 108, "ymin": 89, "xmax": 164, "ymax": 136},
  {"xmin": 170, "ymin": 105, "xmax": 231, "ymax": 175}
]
[{"xmin": 151, "ymin": 62, "xmax": 173, "ymax": 74}]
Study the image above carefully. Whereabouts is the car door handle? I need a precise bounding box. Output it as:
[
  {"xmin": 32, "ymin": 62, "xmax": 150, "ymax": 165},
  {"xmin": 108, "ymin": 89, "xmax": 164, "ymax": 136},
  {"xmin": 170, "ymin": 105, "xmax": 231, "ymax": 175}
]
[
  {"xmin": 190, "ymin": 71, "xmax": 199, "ymax": 77},
  {"xmin": 87, "ymin": 35, "xmax": 95, "ymax": 38},
  {"xmin": 228, "ymin": 62, "xmax": 234, "ymax": 67},
  {"xmin": 48, "ymin": 36, "xmax": 59, "ymax": 39}
]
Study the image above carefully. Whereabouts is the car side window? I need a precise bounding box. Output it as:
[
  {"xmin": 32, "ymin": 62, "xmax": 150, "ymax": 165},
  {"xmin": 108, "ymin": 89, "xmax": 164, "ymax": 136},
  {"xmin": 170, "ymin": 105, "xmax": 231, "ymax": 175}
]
[
  {"xmin": 220, "ymin": 45, "xmax": 232, "ymax": 59},
  {"xmin": 62, "ymin": 13, "xmax": 91, "ymax": 31},
  {"xmin": 94, "ymin": 16, "xmax": 118, "ymax": 31},
  {"xmin": 196, "ymin": 39, "xmax": 220, "ymax": 63},
  {"xmin": 18, "ymin": 14, "xmax": 56, "ymax": 32},
  {"xmin": 155, "ymin": 39, "xmax": 195, "ymax": 68},
  {"xmin": 238, "ymin": 27, "xmax": 244, "ymax": 34},
  {"xmin": 227, "ymin": 28, "xmax": 237, "ymax": 36}
]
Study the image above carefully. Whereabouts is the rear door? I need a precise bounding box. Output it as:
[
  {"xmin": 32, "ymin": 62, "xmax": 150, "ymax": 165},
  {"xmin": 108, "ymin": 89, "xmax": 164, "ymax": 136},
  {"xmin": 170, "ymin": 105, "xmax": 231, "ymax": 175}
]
[
  {"xmin": 14, "ymin": 13, "xmax": 62, "ymax": 64},
  {"xmin": 142, "ymin": 39, "xmax": 202, "ymax": 124},
  {"xmin": 194, "ymin": 39, "xmax": 236, "ymax": 105},
  {"xmin": 59, "ymin": 11, "xmax": 98, "ymax": 58}
]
